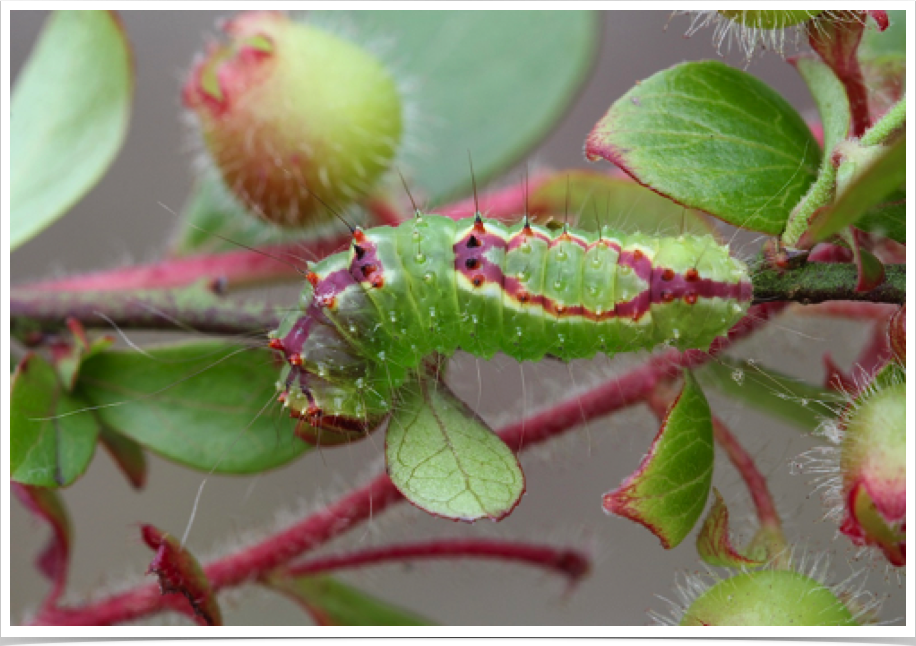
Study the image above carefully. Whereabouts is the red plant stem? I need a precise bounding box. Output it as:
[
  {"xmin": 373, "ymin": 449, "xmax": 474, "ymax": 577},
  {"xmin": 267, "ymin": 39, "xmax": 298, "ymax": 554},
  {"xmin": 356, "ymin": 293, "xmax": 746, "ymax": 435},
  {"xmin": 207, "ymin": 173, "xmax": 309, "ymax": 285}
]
[
  {"xmin": 437, "ymin": 173, "xmax": 551, "ymax": 221},
  {"xmin": 32, "ymin": 304, "xmax": 783, "ymax": 626},
  {"xmin": 710, "ymin": 417, "xmax": 784, "ymax": 538},
  {"xmin": 283, "ymin": 539, "xmax": 590, "ymax": 583},
  {"xmin": 20, "ymin": 238, "xmax": 351, "ymax": 294},
  {"xmin": 795, "ymin": 301, "xmax": 896, "ymax": 321}
]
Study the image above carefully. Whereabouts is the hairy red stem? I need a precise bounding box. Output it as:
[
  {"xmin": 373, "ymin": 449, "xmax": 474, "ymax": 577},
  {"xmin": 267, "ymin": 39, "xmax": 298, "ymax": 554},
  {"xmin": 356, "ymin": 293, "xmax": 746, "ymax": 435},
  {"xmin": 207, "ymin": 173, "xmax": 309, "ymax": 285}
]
[
  {"xmin": 283, "ymin": 539, "xmax": 589, "ymax": 583},
  {"xmin": 20, "ymin": 238, "xmax": 351, "ymax": 294},
  {"xmin": 710, "ymin": 417, "xmax": 783, "ymax": 537},
  {"xmin": 32, "ymin": 304, "xmax": 783, "ymax": 626}
]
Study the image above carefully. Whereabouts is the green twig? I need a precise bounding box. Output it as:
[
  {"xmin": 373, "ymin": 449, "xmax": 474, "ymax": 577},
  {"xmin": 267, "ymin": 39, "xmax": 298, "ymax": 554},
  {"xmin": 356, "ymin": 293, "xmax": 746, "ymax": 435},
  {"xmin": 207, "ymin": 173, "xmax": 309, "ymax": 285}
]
[{"xmin": 751, "ymin": 263, "xmax": 904, "ymax": 305}]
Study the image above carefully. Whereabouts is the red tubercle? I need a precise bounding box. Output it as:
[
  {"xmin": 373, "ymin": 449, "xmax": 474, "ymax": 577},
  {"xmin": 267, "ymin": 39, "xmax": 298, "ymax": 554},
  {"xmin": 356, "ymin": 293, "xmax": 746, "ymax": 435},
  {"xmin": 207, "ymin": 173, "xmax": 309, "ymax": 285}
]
[
  {"xmin": 268, "ymin": 338, "xmax": 284, "ymax": 351},
  {"xmin": 306, "ymin": 272, "xmax": 320, "ymax": 288},
  {"xmin": 683, "ymin": 292, "xmax": 698, "ymax": 305},
  {"xmin": 288, "ymin": 353, "xmax": 303, "ymax": 367},
  {"xmin": 684, "ymin": 268, "xmax": 699, "ymax": 282},
  {"xmin": 661, "ymin": 268, "xmax": 676, "ymax": 282}
]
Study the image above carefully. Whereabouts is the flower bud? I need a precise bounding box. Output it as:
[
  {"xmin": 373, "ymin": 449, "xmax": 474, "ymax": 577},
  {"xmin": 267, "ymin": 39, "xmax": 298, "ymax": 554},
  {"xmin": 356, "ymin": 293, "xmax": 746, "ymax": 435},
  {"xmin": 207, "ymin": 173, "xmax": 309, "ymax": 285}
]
[
  {"xmin": 839, "ymin": 379, "xmax": 906, "ymax": 566},
  {"xmin": 680, "ymin": 570, "xmax": 858, "ymax": 625},
  {"xmin": 183, "ymin": 11, "xmax": 403, "ymax": 227}
]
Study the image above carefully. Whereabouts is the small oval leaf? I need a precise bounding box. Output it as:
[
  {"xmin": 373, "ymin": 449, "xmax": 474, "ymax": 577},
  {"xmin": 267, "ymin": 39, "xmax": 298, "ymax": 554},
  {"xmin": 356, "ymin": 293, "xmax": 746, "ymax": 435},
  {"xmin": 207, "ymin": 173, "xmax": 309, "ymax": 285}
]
[
  {"xmin": 386, "ymin": 378, "xmax": 525, "ymax": 522},
  {"xmin": 11, "ymin": 353, "xmax": 100, "ymax": 488},
  {"xmin": 76, "ymin": 341, "xmax": 308, "ymax": 474},
  {"xmin": 586, "ymin": 61, "xmax": 820, "ymax": 235},
  {"xmin": 11, "ymin": 11, "xmax": 133, "ymax": 250},
  {"xmin": 603, "ymin": 371, "xmax": 714, "ymax": 549}
]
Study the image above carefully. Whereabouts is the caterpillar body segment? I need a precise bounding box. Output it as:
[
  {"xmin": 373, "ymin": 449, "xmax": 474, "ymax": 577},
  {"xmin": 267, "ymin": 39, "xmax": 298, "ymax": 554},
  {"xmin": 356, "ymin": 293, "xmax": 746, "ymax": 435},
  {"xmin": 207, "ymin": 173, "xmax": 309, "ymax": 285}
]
[{"xmin": 269, "ymin": 213, "xmax": 753, "ymax": 434}]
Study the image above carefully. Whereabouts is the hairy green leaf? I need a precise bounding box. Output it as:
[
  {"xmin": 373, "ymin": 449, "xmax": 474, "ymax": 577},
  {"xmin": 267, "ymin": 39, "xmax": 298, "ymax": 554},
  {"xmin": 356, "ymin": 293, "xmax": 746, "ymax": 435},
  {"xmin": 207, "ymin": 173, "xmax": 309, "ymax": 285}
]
[
  {"xmin": 603, "ymin": 371, "xmax": 714, "ymax": 549},
  {"xmin": 586, "ymin": 61, "xmax": 819, "ymax": 235},
  {"xmin": 98, "ymin": 425, "xmax": 147, "ymax": 490},
  {"xmin": 386, "ymin": 378, "xmax": 525, "ymax": 522},
  {"xmin": 11, "ymin": 10, "xmax": 133, "ymax": 250},
  {"xmin": 11, "ymin": 354, "xmax": 99, "ymax": 488},
  {"xmin": 853, "ymin": 189, "xmax": 905, "ymax": 244},
  {"xmin": 76, "ymin": 341, "xmax": 308, "ymax": 474},
  {"xmin": 265, "ymin": 574, "xmax": 433, "ymax": 626}
]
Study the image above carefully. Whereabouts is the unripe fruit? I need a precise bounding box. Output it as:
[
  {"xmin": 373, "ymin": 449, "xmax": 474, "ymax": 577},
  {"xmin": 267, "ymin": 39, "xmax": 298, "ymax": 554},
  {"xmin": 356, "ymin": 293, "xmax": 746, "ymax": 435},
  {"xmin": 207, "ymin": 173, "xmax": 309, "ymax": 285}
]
[
  {"xmin": 183, "ymin": 11, "xmax": 403, "ymax": 228},
  {"xmin": 680, "ymin": 570, "xmax": 857, "ymax": 626},
  {"xmin": 839, "ymin": 379, "xmax": 906, "ymax": 566},
  {"xmin": 717, "ymin": 11, "xmax": 822, "ymax": 29}
]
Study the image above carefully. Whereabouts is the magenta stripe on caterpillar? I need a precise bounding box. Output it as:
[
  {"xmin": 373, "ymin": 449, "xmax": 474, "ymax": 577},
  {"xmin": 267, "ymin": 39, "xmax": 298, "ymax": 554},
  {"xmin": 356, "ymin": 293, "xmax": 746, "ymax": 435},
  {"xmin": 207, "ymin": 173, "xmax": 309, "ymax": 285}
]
[{"xmin": 267, "ymin": 213, "xmax": 752, "ymax": 435}]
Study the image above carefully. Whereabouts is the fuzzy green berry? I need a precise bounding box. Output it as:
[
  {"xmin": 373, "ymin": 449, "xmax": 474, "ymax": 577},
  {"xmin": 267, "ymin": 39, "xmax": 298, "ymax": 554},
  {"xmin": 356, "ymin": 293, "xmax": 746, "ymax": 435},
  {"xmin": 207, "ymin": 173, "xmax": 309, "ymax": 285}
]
[
  {"xmin": 840, "ymin": 378, "xmax": 906, "ymax": 566},
  {"xmin": 717, "ymin": 11, "xmax": 822, "ymax": 30},
  {"xmin": 680, "ymin": 570, "xmax": 858, "ymax": 626},
  {"xmin": 183, "ymin": 11, "xmax": 403, "ymax": 228}
]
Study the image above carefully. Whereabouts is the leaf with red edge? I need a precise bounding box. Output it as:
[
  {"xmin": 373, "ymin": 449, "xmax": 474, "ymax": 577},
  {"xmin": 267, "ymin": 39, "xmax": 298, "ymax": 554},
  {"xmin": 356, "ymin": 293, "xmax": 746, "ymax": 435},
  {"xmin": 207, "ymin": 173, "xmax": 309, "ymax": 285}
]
[
  {"xmin": 98, "ymin": 425, "xmax": 147, "ymax": 489},
  {"xmin": 603, "ymin": 371, "xmax": 714, "ymax": 549},
  {"xmin": 696, "ymin": 488, "xmax": 765, "ymax": 568},
  {"xmin": 264, "ymin": 573, "xmax": 433, "ymax": 626},
  {"xmin": 12, "ymin": 483, "xmax": 72, "ymax": 605},
  {"xmin": 585, "ymin": 61, "xmax": 819, "ymax": 235},
  {"xmin": 142, "ymin": 524, "xmax": 222, "ymax": 626},
  {"xmin": 386, "ymin": 377, "xmax": 525, "ymax": 522}
]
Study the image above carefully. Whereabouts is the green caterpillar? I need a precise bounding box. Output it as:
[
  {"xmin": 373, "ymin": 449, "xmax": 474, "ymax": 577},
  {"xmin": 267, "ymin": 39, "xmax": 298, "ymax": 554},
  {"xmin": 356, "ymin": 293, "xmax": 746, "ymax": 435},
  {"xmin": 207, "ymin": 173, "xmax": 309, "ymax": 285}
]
[{"xmin": 268, "ymin": 213, "xmax": 752, "ymax": 434}]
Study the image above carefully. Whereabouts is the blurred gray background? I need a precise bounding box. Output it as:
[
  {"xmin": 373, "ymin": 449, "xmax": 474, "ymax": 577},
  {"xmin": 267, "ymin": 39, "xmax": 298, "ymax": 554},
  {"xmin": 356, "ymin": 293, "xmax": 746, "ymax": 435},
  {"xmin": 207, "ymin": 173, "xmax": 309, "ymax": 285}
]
[{"xmin": 10, "ymin": 10, "xmax": 905, "ymax": 626}]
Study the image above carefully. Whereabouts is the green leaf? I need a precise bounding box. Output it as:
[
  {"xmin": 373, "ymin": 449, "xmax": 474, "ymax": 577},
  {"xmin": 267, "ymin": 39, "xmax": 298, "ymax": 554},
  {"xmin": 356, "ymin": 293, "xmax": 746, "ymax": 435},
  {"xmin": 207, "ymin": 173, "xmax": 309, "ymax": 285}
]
[
  {"xmin": 11, "ymin": 10, "xmax": 133, "ymax": 250},
  {"xmin": 98, "ymin": 425, "xmax": 147, "ymax": 490},
  {"xmin": 859, "ymin": 10, "xmax": 906, "ymax": 58},
  {"xmin": 386, "ymin": 378, "xmax": 525, "ymax": 522},
  {"xmin": 11, "ymin": 353, "xmax": 100, "ymax": 488},
  {"xmin": 265, "ymin": 574, "xmax": 433, "ymax": 626},
  {"xmin": 696, "ymin": 488, "xmax": 765, "ymax": 568},
  {"xmin": 315, "ymin": 11, "xmax": 599, "ymax": 205},
  {"xmin": 697, "ymin": 358, "xmax": 841, "ymax": 433},
  {"xmin": 586, "ymin": 61, "xmax": 820, "ymax": 235},
  {"xmin": 602, "ymin": 371, "xmax": 713, "ymax": 549},
  {"xmin": 853, "ymin": 189, "xmax": 905, "ymax": 244},
  {"xmin": 804, "ymin": 136, "xmax": 905, "ymax": 243},
  {"xmin": 76, "ymin": 341, "xmax": 308, "ymax": 474},
  {"xmin": 529, "ymin": 171, "xmax": 717, "ymax": 237}
]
